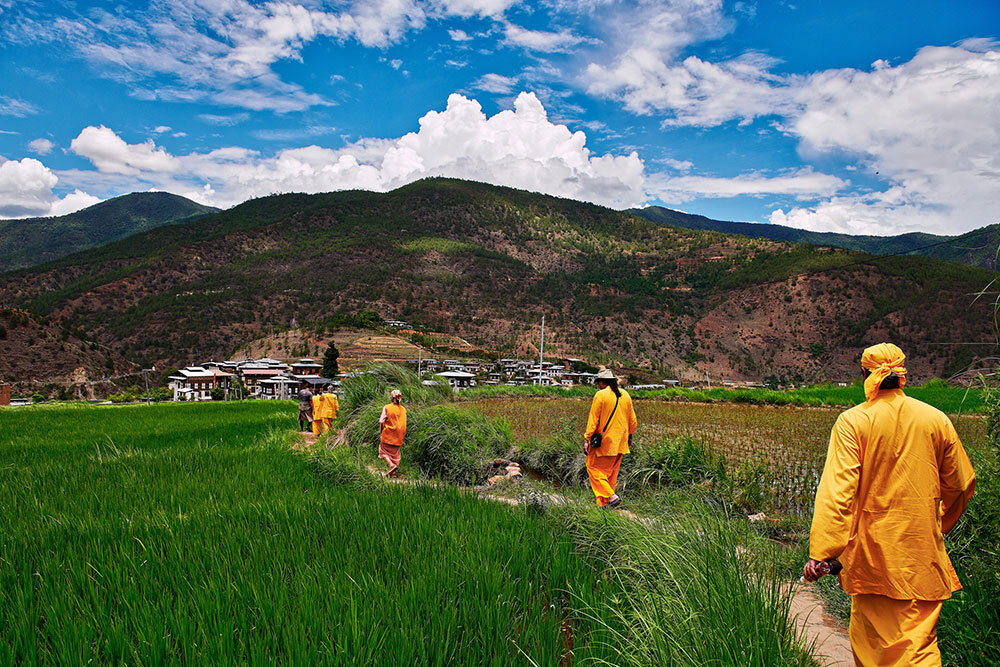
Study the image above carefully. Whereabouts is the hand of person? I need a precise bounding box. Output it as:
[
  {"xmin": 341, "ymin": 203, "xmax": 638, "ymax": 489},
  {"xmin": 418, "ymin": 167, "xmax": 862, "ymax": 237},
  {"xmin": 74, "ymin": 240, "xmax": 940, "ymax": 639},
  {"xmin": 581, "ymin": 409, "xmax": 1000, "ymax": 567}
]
[
  {"xmin": 582, "ymin": 437, "xmax": 590, "ymax": 456},
  {"xmin": 802, "ymin": 559, "xmax": 828, "ymax": 583}
]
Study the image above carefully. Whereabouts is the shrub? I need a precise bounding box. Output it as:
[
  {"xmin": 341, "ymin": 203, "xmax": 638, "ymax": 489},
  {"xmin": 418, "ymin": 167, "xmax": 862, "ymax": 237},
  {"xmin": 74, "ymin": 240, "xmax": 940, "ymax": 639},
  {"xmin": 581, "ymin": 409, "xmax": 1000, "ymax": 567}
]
[
  {"xmin": 210, "ymin": 387, "xmax": 225, "ymax": 401},
  {"xmin": 31, "ymin": 393, "xmax": 45, "ymax": 404}
]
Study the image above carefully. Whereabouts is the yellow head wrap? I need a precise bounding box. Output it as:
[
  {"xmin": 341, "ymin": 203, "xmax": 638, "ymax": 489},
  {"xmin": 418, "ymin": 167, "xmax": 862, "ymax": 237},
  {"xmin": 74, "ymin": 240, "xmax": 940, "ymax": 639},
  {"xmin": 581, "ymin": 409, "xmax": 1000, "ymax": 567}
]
[{"xmin": 861, "ymin": 342, "xmax": 907, "ymax": 402}]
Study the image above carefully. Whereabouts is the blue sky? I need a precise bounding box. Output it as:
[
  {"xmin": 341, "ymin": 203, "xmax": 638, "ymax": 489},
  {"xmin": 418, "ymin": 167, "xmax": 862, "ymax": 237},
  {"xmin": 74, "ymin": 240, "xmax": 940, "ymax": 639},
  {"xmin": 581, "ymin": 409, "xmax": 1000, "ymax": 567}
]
[{"xmin": 1, "ymin": 0, "xmax": 998, "ymax": 236}]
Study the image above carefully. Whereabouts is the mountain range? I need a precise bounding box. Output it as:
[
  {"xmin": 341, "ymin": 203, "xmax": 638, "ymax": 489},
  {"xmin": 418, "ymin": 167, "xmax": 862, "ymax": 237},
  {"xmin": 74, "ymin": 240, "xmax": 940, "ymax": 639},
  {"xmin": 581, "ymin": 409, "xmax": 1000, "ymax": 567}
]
[
  {"xmin": 1, "ymin": 178, "xmax": 993, "ymax": 392},
  {"xmin": 630, "ymin": 206, "xmax": 1000, "ymax": 270},
  {"xmin": 0, "ymin": 192, "xmax": 219, "ymax": 272}
]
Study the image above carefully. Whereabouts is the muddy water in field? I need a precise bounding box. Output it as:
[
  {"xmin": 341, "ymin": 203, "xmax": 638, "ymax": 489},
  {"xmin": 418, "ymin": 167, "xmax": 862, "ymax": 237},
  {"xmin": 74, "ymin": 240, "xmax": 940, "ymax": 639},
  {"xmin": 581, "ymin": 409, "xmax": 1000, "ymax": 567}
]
[{"xmin": 466, "ymin": 397, "xmax": 986, "ymax": 516}]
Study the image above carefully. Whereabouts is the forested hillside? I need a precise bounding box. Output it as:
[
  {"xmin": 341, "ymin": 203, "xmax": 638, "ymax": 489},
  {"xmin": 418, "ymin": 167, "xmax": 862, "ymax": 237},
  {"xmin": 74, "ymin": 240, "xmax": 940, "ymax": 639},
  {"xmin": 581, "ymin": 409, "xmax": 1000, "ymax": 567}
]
[
  {"xmin": 0, "ymin": 192, "xmax": 218, "ymax": 272},
  {"xmin": 632, "ymin": 206, "xmax": 1000, "ymax": 269},
  {"xmin": 0, "ymin": 179, "xmax": 993, "ymax": 385}
]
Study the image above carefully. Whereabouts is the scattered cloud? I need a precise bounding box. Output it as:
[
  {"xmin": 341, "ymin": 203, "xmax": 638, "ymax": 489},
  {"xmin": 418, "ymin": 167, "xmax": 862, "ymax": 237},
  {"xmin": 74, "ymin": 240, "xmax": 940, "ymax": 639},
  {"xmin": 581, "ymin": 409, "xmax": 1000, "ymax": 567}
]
[
  {"xmin": 448, "ymin": 28, "xmax": 472, "ymax": 41},
  {"xmin": 0, "ymin": 95, "xmax": 38, "ymax": 117},
  {"xmin": 197, "ymin": 112, "xmax": 251, "ymax": 126},
  {"xmin": 390, "ymin": 59, "xmax": 403, "ymax": 70},
  {"xmin": 252, "ymin": 125, "xmax": 338, "ymax": 141},
  {"xmin": 504, "ymin": 23, "xmax": 597, "ymax": 53},
  {"xmin": 774, "ymin": 42, "xmax": 1000, "ymax": 234},
  {"xmin": 27, "ymin": 138, "xmax": 54, "ymax": 155},
  {"xmin": 650, "ymin": 168, "xmax": 846, "ymax": 203},
  {"xmin": 152, "ymin": 125, "xmax": 171, "ymax": 133},
  {"xmin": 472, "ymin": 73, "xmax": 518, "ymax": 93}
]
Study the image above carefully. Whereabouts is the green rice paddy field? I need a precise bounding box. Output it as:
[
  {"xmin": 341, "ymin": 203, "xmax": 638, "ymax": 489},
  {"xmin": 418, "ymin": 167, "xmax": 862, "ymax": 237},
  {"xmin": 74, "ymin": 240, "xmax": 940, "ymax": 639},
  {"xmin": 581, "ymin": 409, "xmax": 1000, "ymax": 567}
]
[
  {"xmin": 467, "ymin": 398, "xmax": 987, "ymax": 516},
  {"xmin": 0, "ymin": 402, "xmax": 612, "ymax": 665}
]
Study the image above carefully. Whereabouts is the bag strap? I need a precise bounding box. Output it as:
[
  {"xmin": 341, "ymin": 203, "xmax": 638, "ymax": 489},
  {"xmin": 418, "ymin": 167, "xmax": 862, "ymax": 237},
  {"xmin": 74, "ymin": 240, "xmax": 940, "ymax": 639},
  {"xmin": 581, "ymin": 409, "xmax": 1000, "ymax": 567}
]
[{"xmin": 600, "ymin": 393, "xmax": 620, "ymax": 435}]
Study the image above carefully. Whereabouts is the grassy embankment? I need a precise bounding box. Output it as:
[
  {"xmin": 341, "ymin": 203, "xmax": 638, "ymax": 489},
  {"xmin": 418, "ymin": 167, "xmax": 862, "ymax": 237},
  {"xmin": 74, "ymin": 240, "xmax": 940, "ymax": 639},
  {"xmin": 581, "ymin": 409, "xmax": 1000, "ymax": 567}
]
[
  {"xmin": 463, "ymin": 393, "xmax": 998, "ymax": 666},
  {"xmin": 460, "ymin": 378, "xmax": 986, "ymax": 413},
  {"xmin": 0, "ymin": 402, "xmax": 615, "ymax": 665}
]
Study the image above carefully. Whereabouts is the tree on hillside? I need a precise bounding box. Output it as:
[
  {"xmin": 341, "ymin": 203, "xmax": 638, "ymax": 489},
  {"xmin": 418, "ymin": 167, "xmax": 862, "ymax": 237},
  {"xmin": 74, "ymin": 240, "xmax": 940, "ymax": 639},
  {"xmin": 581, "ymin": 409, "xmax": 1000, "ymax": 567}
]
[{"xmin": 322, "ymin": 342, "xmax": 340, "ymax": 378}]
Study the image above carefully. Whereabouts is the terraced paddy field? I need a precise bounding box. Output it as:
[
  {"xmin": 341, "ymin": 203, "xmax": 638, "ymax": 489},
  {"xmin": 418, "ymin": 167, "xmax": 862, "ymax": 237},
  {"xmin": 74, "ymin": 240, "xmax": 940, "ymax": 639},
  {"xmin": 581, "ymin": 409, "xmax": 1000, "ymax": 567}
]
[
  {"xmin": 0, "ymin": 402, "xmax": 612, "ymax": 665},
  {"xmin": 466, "ymin": 398, "xmax": 987, "ymax": 516}
]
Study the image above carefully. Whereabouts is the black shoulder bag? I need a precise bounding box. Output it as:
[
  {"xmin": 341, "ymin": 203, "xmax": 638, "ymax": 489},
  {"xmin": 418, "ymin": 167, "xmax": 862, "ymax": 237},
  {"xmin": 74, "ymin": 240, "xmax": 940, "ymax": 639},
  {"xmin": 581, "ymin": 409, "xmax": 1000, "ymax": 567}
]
[{"xmin": 589, "ymin": 393, "xmax": 620, "ymax": 450}]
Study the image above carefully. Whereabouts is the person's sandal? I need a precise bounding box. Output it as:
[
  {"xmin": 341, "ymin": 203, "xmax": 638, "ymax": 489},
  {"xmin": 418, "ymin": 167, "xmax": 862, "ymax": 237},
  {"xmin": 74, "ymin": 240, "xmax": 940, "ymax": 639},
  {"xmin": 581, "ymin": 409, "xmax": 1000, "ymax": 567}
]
[{"xmin": 607, "ymin": 495, "xmax": 621, "ymax": 509}]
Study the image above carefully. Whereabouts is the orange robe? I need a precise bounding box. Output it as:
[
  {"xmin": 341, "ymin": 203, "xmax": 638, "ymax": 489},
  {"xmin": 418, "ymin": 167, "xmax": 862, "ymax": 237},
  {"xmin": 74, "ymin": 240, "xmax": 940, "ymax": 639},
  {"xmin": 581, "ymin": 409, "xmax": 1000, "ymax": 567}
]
[
  {"xmin": 379, "ymin": 402, "xmax": 406, "ymax": 470},
  {"xmin": 320, "ymin": 391, "xmax": 338, "ymax": 430},
  {"xmin": 583, "ymin": 387, "xmax": 637, "ymax": 506},
  {"xmin": 809, "ymin": 388, "xmax": 976, "ymax": 666},
  {"xmin": 311, "ymin": 394, "xmax": 325, "ymax": 435}
]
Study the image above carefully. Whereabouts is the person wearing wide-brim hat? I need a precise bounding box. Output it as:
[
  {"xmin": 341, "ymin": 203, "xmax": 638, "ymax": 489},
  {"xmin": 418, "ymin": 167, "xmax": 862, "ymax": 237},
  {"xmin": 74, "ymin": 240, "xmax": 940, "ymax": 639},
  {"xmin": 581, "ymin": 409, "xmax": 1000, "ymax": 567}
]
[{"xmin": 583, "ymin": 368, "xmax": 637, "ymax": 508}]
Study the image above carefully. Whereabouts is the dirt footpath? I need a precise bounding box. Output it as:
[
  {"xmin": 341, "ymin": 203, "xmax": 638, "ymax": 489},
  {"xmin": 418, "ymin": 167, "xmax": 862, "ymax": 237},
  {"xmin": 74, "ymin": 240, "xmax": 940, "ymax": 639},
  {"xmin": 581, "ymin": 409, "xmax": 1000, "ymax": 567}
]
[{"xmin": 789, "ymin": 584, "xmax": 853, "ymax": 666}]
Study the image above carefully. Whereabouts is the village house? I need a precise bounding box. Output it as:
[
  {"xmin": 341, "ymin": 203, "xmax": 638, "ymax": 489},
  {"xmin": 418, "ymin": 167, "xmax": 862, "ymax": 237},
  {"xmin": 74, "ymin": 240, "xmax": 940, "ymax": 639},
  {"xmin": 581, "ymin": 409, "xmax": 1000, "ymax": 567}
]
[
  {"xmin": 167, "ymin": 366, "xmax": 234, "ymax": 401},
  {"xmin": 436, "ymin": 370, "xmax": 477, "ymax": 390}
]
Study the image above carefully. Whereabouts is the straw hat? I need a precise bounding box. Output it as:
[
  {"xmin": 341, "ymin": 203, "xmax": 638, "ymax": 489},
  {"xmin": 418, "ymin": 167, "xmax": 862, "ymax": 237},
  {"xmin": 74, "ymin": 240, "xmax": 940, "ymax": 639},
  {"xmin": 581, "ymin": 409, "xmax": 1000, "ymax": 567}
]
[{"xmin": 595, "ymin": 368, "xmax": 616, "ymax": 381}]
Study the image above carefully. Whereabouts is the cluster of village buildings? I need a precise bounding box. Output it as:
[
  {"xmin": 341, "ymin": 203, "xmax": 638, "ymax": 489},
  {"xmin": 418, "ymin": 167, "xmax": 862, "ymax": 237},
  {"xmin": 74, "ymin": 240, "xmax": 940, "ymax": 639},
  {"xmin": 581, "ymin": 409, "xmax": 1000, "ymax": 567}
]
[{"xmin": 165, "ymin": 355, "xmax": 658, "ymax": 401}]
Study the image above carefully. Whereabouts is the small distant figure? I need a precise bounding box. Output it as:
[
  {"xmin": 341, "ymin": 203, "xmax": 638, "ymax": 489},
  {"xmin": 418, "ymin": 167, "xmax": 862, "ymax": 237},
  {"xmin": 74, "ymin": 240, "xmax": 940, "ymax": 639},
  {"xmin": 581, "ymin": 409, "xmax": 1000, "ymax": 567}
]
[
  {"xmin": 805, "ymin": 343, "xmax": 976, "ymax": 666},
  {"xmin": 583, "ymin": 368, "xmax": 637, "ymax": 508},
  {"xmin": 311, "ymin": 389, "xmax": 325, "ymax": 436},
  {"xmin": 297, "ymin": 386, "xmax": 314, "ymax": 432},
  {"xmin": 378, "ymin": 389, "xmax": 407, "ymax": 477},
  {"xmin": 321, "ymin": 384, "xmax": 339, "ymax": 429}
]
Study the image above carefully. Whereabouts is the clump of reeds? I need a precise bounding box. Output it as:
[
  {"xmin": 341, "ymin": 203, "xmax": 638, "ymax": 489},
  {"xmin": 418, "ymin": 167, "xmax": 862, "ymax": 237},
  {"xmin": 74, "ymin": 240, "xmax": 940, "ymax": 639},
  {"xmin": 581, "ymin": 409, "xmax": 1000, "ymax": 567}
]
[{"xmin": 563, "ymin": 509, "xmax": 815, "ymax": 667}]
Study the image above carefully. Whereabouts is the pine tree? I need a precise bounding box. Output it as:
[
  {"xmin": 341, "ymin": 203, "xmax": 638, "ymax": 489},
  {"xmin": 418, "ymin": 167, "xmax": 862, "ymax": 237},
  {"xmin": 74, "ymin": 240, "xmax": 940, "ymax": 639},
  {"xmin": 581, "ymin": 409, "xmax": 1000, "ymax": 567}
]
[{"xmin": 322, "ymin": 342, "xmax": 340, "ymax": 378}]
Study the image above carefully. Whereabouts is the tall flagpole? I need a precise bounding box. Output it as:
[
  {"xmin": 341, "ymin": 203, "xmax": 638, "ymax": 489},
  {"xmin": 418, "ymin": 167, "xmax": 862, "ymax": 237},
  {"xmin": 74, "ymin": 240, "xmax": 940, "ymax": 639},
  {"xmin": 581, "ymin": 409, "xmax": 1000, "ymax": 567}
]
[{"xmin": 539, "ymin": 315, "xmax": 545, "ymax": 382}]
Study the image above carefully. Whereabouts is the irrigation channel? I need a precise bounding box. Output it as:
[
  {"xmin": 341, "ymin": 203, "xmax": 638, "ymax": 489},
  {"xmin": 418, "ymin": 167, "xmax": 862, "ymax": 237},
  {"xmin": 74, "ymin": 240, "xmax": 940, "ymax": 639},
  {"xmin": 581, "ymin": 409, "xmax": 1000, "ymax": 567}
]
[{"xmin": 303, "ymin": 425, "xmax": 855, "ymax": 667}]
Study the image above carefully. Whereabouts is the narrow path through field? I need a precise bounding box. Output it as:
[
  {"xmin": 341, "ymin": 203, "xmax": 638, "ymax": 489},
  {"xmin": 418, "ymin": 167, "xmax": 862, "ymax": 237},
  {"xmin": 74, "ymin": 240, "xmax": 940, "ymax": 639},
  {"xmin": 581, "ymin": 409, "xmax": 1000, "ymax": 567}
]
[{"xmin": 300, "ymin": 433, "xmax": 852, "ymax": 666}]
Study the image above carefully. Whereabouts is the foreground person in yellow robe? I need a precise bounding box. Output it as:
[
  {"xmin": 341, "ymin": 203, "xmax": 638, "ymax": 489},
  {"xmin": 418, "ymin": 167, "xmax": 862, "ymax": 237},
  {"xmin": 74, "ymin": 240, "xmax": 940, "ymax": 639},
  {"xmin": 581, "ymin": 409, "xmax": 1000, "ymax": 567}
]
[
  {"xmin": 805, "ymin": 343, "xmax": 976, "ymax": 666},
  {"xmin": 583, "ymin": 368, "xmax": 637, "ymax": 508}
]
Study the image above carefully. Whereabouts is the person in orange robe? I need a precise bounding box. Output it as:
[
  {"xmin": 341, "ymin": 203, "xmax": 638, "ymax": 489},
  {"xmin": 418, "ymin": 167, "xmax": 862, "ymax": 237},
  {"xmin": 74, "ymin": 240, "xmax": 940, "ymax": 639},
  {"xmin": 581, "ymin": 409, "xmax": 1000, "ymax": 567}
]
[
  {"xmin": 311, "ymin": 388, "xmax": 325, "ymax": 436},
  {"xmin": 804, "ymin": 343, "xmax": 976, "ymax": 666},
  {"xmin": 379, "ymin": 389, "xmax": 407, "ymax": 477},
  {"xmin": 320, "ymin": 384, "xmax": 338, "ymax": 432},
  {"xmin": 583, "ymin": 368, "xmax": 637, "ymax": 508}
]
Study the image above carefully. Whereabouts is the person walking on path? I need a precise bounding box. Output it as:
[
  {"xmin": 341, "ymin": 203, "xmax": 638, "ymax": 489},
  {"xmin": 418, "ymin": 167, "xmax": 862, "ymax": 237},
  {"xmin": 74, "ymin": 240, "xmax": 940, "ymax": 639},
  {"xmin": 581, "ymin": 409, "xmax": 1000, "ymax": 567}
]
[
  {"xmin": 379, "ymin": 389, "xmax": 407, "ymax": 477},
  {"xmin": 320, "ymin": 384, "xmax": 338, "ymax": 432},
  {"xmin": 311, "ymin": 389, "xmax": 325, "ymax": 436},
  {"xmin": 804, "ymin": 343, "xmax": 976, "ymax": 666},
  {"xmin": 583, "ymin": 368, "xmax": 637, "ymax": 508},
  {"xmin": 297, "ymin": 386, "xmax": 314, "ymax": 432}
]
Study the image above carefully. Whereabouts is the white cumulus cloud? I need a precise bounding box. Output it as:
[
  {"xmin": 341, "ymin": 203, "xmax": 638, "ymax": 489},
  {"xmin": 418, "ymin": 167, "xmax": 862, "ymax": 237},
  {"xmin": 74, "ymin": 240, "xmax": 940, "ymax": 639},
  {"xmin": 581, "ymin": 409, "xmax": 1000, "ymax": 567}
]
[
  {"xmin": 70, "ymin": 126, "xmax": 181, "ymax": 175},
  {"xmin": 61, "ymin": 92, "xmax": 647, "ymax": 210},
  {"xmin": 504, "ymin": 23, "xmax": 596, "ymax": 52},
  {"xmin": 0, "ymin": 157, "xmax": 99, "ymax": 218}
]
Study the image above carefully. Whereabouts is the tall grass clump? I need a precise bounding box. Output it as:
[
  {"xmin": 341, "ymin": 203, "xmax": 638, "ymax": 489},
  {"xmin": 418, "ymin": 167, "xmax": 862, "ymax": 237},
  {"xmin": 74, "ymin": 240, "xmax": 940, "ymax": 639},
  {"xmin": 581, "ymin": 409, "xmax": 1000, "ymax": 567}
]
[
  {"xmin": 405, "ymin": 405, "xmax": 512, "ymax": 485},
  {"xmin": 563, "ymin": 510, "xmax": 815, "ymax": 666},
  {"xmin": 935, "ymin": 386, "xmax": 1000, "ymax": 665},
  {"xmin": 620, "ymin": 434, "xmax": 726, "ymax": 492},
  {"xmin": 341, "ymin": 362, "xmax": 452, "ymax": 419}
]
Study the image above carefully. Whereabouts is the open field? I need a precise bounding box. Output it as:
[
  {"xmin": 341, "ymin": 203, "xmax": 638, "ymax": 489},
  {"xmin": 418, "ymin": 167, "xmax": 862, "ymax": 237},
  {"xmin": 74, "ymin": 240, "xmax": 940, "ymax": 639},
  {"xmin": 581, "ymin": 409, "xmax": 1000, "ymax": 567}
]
[
  {"xmin": 0, "ymin": 402, "xmax": 614, "ymax": 665},
  {"xmin": 466, "ymin": 397, "xmax": 986, "ymax": 516},
  {"xmin": 461, "ymin": 380, "xmax": 986, "ymax": 413}
]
